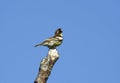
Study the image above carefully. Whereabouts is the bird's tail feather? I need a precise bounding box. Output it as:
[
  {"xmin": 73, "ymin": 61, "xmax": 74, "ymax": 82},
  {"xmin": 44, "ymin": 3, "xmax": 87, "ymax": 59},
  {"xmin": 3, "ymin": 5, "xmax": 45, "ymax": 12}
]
[{"xmin": 34, "ymin": 44, "xmax": 41, "ymax": 47}]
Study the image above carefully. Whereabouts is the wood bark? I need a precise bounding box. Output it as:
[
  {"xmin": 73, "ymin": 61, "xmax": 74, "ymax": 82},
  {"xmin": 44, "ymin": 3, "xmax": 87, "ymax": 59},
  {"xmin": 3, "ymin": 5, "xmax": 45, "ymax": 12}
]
[{"xmin": 34, "ymin": 49, "xmax": 59, "ymax": 83}]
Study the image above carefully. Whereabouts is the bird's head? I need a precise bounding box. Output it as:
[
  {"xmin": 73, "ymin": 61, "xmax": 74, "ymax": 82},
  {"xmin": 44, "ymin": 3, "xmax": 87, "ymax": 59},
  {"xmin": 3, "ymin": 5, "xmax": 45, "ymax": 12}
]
[{"xmin": 55, "ymin": 28, "xmax": 63, "ymax": 37}]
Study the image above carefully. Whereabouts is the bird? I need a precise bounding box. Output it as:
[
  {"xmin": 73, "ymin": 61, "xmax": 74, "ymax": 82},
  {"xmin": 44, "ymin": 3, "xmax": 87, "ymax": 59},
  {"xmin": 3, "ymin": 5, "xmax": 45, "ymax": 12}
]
[{"xmin": 34, "ymin": 28, "xmax": 63, "ymax": 49}]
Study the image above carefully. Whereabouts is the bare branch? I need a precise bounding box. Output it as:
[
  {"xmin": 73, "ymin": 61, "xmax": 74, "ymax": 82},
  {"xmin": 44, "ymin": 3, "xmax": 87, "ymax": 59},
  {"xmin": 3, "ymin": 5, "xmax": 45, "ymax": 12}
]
[{"xmin": 34, "ymin": 49, "xmax": 59, "ymax": 83}]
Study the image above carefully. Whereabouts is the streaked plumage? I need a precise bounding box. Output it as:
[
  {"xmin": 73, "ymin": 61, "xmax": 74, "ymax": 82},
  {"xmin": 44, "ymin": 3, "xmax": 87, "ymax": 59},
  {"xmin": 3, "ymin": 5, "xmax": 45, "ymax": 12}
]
[{"xmin": 34, "ymin": 28, "xmax": 63, "ymax": 49}]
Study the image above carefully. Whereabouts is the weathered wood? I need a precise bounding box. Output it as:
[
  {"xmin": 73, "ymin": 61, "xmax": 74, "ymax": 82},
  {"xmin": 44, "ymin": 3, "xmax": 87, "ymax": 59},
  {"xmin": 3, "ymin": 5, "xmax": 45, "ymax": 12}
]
[{"xmin": 34, "ymin": 49, "xmax": 59, "ymax": 83}]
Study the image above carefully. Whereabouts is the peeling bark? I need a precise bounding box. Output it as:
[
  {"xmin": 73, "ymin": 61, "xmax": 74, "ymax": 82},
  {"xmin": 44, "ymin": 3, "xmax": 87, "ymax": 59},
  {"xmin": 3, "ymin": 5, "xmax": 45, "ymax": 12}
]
[{"xmin": 34, "ymin": 49, "xmax": 59, "ymax": 83}]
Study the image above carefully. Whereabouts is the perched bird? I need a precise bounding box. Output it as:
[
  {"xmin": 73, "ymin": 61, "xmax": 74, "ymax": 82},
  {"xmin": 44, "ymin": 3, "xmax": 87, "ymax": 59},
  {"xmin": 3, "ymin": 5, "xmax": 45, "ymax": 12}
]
[{"xmin": 34, "ymin": 28, "xmax": 63, "ymax": 49}]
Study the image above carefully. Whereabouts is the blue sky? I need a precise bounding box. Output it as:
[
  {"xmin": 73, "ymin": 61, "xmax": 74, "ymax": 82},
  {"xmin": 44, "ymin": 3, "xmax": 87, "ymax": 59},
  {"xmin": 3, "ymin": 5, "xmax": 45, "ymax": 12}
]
[{"xmin": 0, "ymin": 0, "xmax": 120, "ymax": 83}]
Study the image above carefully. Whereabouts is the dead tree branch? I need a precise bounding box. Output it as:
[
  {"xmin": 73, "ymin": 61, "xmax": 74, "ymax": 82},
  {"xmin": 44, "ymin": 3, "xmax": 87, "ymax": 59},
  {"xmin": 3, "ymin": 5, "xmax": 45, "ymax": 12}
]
[{"xmin": 34, "ymin": 49, "xmax": 59, "ymax": 83}]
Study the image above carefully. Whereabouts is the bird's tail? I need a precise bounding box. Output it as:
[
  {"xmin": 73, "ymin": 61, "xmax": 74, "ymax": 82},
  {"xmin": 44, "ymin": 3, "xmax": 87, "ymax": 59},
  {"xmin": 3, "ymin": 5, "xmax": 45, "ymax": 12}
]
[{"xmin": 34, "ymin": 44, "xmax": 42, "ymax": 47}]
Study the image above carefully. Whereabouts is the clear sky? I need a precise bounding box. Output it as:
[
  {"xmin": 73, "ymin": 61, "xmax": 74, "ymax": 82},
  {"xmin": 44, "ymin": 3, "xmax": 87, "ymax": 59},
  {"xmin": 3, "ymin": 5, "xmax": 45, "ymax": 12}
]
[{"xmin": 0, "ymin": 0, "xmax": 120, "ymax": 83}]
